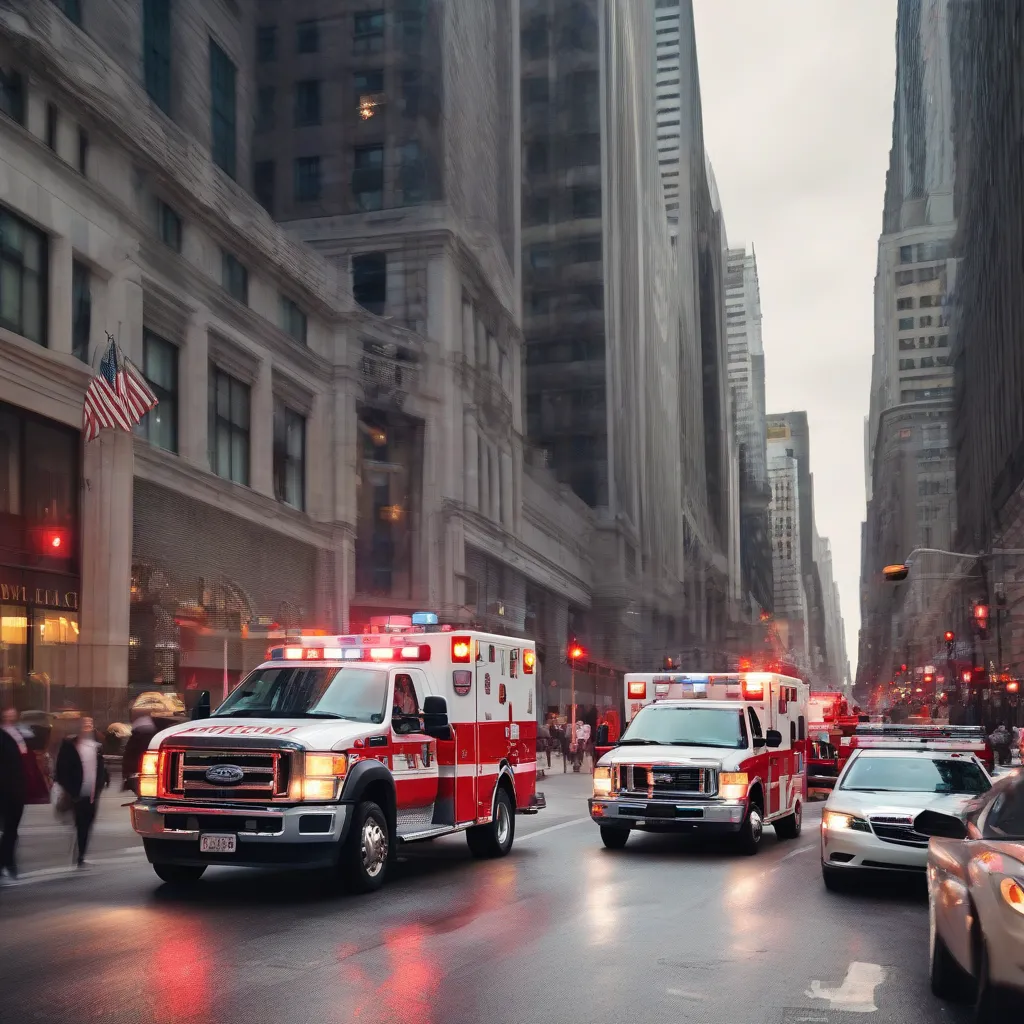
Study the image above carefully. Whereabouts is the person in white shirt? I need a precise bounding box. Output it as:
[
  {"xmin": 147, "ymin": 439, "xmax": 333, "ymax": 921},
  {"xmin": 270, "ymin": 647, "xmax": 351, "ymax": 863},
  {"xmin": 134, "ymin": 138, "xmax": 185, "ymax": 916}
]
[
  {"xmin": 55, "ymin": 717, "xmax": 109, "ymax": 867},
  {"xmin": 574, "ymin": 718, "xmax": 592, "ymax": 771}
]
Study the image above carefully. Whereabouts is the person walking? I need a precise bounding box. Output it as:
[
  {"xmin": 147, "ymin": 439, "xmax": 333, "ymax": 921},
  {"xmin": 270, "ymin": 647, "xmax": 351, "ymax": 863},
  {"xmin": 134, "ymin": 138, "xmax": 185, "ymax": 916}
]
[
  {"xmin": 0, "ymin": 707, "xmax": 29, "ymax": 881},
  {"xmin": 55, "ymin": 717, "xmax": 109, "ymax": 867},
  {"xmin": 121, "ymin": 708, "xmax": 156, "ymax": 796}
]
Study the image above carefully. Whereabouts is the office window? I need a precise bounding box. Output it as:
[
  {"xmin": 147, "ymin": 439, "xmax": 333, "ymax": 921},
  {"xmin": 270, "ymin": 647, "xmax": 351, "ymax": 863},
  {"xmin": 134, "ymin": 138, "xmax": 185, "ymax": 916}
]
[
  {"xmin": 209, "ymin": 40, "xmax": 237, "ymax": 179},
  {"xmin": 256, "ymin": 86, "xmax": 275, "ymax": 132},
  {"xmin": 398, "ymin": 141, "xmax": 425, "ymax": 205},
  {"xmin": 273, "ymin": 401, "xmax": 305, "ymax": 510},
  {"xmin": 157, "ymin": 200, "xmax": 182, "ymax": 252},
  {"xmin": 523, "ymin": 77, "xmax": 549, "ymax": 105},
  {"xmin": 294, "ymin": 156, "xmax": 321, "ymax": 202},
  {"xmin": 45, "ymin": 103, "xmax": 58, "ymax": 150},
  {"xmin": 352, "ymin": 145, "xmax": 384, "ymax": 211},
  {"xmin": 919, "ymin": 315, "xmax": 933, "ymax": 327},
  {"xmin": 0, "ymin": 206, "xmax": 47, "ymax": 345},
  {"xmin": 280, "ymin": 296, "xmax": 307, "ymax": 344},
  {"xmin": 71, "ymin": 260, "xmax": 90, "ymax": 363},
  {"xmin": 221, "ymin": 251, "xmax": 248, "ymax": 305},
  {"xmin": 295, "ymin": 79, "xmax": 321, "ymax": 126},
  {"xmin": 899, "ymin": 244, "xmax": 913, "ymax": 263},
  {"xmin": 296, "ymin": 20, "xmax": 319, "ymax": 53},
  {"xmin": 257, "ymin": 25, "xmax": 277, "ymax": 62},
  {"xmin": 143, "ymin": 0, "xmax": 172, "ymax": 113},
  {"xmin": 353, "ymin": 11, "xmax": 385, "ymax": 54},
  {"xmin": 896, "ymin": 270, "xmax": 914, "ymax": 286},
  {"xmin": 354, "ymin": 69, "xmax": 385, "ymax": 119},
  {"xmin": 254, "ymin": 160, "xmax": 275, "ymax": 213},
  {"xmin": 53, "ymin": 0, "xmax": 82, "ymax": 24},
  {"xmin": 896, "ymin": 297, "xmax": 914, "ymax": 310},
  {"xmin": 898, "ymin": 317, "xmax": 914, "ymax": 331},
  {"xmin": 352, "ymin": 252, "xmax": 386, "ymax": 315},
  {"xmin": 208, "ymin": 365, "xmax": 249, "ymax": 485},
  {"xmin": 140, "ymin": 331, "xmax": 178, "ymax": 453},
  {"xmin": 0, "ymin": 68, "xmax": 24, "ymax": 125},
  {"xmin": 526, "ymin": 140, "xmax": 548, "ymax": 174},
  {"xmin": 77, "ymin": 128, "xmax": 89, "ymax": 175},
  {"xmin": 572, "ymin": 186, "xmax": 601, "ymax": 219}
]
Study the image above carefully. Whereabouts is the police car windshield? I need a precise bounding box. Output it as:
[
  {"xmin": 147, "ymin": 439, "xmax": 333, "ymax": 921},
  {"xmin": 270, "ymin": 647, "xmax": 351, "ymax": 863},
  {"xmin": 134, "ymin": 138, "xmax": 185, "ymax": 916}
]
[
  {"xmin": 213, "ymin": 666, "xmax": 389, "ymax": 724},
  {"xmin": 840, "ymin": 756, "xmax": 991, "ymax": 795},
  {"xmin": 619, "ymin": 706, "xmax": 748, "ymax": 749}
]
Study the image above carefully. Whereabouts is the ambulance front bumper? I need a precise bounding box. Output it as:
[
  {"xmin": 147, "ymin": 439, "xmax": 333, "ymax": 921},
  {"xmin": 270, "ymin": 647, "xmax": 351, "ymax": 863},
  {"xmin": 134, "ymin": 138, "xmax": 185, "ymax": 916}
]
[
  {"xmin": 132, "ymin": 800, "xmax": 349, "ymax": 869},
  {"xmin": 589, "ymin": 796, "xmax": 746, "ymax": 833}
]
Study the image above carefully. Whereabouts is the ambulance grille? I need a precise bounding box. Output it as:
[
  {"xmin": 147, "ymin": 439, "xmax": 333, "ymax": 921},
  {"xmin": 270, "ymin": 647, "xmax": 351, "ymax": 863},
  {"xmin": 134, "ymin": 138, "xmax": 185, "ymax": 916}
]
[
  {"xmin": 168, "ymin": 749, "xmax": 291, "ymax": 802},
  {"xmin": 618, "ymin": 765, "xmax": 717, "ymax": 795}
]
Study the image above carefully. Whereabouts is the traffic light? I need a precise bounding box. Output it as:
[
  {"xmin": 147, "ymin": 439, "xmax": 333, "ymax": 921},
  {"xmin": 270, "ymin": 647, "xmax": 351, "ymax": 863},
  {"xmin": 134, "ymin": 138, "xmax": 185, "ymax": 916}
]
[
  {"xmin": 27, "ymin": 524, "xmax": 72, "ymax": 558},
  {"xmin": 973, "ymin": 603, "xmax": 989, "ymax": 639},
  {"xmin": 944, "ymin": 631, "xmax": 955, "ymax": 658},
  {"xmin": 1006, "ymin": 680, "xmax": 1019, "ymax": 694},
  {"xmin": 568, "ymin": 642, "xmax": 585, "ymax": 662},
  {"xmin": 943, "ymin": 630, "xmax": 955, "ymax": 644},
  {"xmin": 961, "ymin": 670, "xmax": 973, "ymax": 685}
]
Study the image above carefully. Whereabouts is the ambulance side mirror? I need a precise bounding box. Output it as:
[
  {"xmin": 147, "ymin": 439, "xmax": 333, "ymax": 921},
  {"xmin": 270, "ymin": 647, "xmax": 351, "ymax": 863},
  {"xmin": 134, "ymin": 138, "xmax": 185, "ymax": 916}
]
[
  {"xmin": 190, "ymin": 691, "xmax": 211, "ymax": 721},
  {"xmin": 422, "ymin": 696, "xmax": 452, "ymax": 741},
  {"xmin": 765, "ymin": 729, "xmax": 783, "ymax": 749}
]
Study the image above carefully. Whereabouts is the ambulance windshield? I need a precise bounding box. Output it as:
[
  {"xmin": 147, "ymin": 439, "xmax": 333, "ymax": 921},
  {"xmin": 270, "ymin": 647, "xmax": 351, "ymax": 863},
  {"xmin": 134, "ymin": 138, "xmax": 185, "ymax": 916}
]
[
  {"xmin": 619, "ymin": 706, "xmax": 749, "ymax": 750},
  {"xmin": 214, "ymin": 666, "xmax": 390, "ymax": 724}
]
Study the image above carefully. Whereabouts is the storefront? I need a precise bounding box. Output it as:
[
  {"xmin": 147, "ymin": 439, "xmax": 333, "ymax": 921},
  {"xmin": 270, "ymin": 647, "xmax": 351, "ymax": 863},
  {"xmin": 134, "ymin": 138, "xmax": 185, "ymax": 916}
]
[{"xmin": 0, "ymin": 401, "xmax": 81, "ymax": 710}]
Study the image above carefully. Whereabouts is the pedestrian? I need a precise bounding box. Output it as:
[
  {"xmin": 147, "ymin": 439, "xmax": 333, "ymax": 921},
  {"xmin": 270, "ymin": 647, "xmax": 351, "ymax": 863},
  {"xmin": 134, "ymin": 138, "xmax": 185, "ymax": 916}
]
[
  {"xmin": 1, "ymin": 707, "xmax": 29, "ymax": 881},
  {"xmin": 121, "ymin": 708, "xmax": 156, "ymax": 795},
  {"xmin": 55, "ymin": 716, "xmax": 109, "ymax": 867}
]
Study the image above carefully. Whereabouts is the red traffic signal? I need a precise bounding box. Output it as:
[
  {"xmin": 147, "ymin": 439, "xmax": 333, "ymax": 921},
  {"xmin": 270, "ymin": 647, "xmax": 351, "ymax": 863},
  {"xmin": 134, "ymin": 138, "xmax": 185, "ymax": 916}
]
[
  {"xmin": 1007, "ymin": 680, "xmax": 1020, "ymax": 694},
  {"xmin": 973, "ymin": 604, "xmax": 989, "ymax": 629},
  {"xmin": 961, "ymin": 670, "xmax": 973, "ymax": 685},
  {"xmin": 900, "ymin": 663, "xmax": 908, "ymax": 673},
  {"xmin": 28, "ymin": 525, "xmax": 72, "ymax": 558},
  {"xmin": 924, "ymin": 673, "xmax": 934, "ymax": 684},
  {"xmin": 568, "ymin": 643, "xmax": 585, "ymax": 661},
  {"xmin": 943, "ymin": 630, "xmax": 955, "ymax": 644}
]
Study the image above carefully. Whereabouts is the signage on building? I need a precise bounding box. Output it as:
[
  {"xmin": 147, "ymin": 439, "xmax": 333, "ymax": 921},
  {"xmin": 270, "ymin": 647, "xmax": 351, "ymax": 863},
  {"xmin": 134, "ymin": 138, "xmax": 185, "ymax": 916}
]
[
  {"xmin": 0, "ymin": 573, "xmax": 79, "ymax": 610},
  {"xmin": 766, "ymin": 423, "xmax": 791, "ymax": 441}
]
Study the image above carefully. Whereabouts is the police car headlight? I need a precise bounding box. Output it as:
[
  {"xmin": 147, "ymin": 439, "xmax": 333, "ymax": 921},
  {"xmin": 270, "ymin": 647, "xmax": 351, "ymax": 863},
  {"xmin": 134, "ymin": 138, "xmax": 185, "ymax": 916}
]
[
  {"xmin": 593, "ymin": 766, "xmax": 614, "ymax": 797},
  {"xmin": 822, "ymin": 810, "xmax": 871, "ymax": 833}
]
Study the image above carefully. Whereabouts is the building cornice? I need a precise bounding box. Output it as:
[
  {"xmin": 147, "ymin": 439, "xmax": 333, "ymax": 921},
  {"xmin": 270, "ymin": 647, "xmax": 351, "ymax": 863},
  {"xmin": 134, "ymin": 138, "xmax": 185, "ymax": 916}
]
[{"xmin": 0, "ymin": 327, "xmax": 90, "ymax": 428}]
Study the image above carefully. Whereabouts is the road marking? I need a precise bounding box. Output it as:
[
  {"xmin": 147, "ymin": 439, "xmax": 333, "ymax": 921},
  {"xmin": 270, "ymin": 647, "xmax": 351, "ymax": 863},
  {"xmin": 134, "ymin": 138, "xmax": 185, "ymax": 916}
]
[
  {"xmin": 666, "ymin": 988, "xmax": 707, "ymax": 1001},
  {"xmin": 2, "ymin": 851, "xmax": 147, "ymax": 888},
  {"xmin": 806, "ymin": 962, "xmax": 886, "ymax": 1013},
  {"xmin": 518, "ymin": 817, "xmax": 590, "ymax": 842},
  {"xmin": 781, "ymin": 843, "xmax": 816, "ymax": 862}
]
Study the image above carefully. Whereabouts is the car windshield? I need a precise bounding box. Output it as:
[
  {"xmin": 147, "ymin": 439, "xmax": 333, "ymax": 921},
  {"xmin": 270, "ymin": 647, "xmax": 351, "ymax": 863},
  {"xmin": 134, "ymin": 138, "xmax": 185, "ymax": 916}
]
[
  {"xmin": 840, "ymin": 756, "xmax": 991, "ymax": 795},
  {"xmin": 213, "ymin": 666, "xmax": 389, "ymax": 724},
  {"xmin": 982, "ymin": 779, "xmax": 1024, "ymax": 840},
  {"xmin": 618, "ymin": 706, "xmax": 747, "ymax": 749}
]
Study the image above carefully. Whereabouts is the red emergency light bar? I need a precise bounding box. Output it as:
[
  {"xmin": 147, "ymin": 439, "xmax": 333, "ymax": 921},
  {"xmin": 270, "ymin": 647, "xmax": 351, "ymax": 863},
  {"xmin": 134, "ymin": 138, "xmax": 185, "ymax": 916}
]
[{"xmin": 270, "ymin": 644, "xmax": 432, "ymax": 663}]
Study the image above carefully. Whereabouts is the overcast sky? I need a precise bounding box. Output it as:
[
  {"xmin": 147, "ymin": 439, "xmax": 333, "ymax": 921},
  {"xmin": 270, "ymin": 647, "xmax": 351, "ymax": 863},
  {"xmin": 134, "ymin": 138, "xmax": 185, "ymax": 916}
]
[{"xmin": 692, "ymin": 0, "xmax": 897, "ymax": 676}]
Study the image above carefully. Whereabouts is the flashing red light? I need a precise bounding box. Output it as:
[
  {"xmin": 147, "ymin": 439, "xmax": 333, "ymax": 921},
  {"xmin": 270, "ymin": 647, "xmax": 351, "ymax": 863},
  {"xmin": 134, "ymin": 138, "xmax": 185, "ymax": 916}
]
[
  {"xmin": 1007, "ymin": 680, "xmax": 1020, "ymax": 694},
  {"xmin": 900, "ymin": 663, "xmax": 908, "ymax": 673},
  {"xmin": 569, "ymin": 644, "xmax": 585, "ymax": 661},
  {"xmin": 943, "ymin": 631, "xmax": 955, "ymax": 644},
  {"xmin": 451, "ymin": 636, "xmax": 472, "ymax": 663},
  {"xmin": 523, "ymin": 649, "xmax": 536, "ymax": 674},
  {"xmin": 627, "ymin": 680, "xmax": 647, "ymax": 699},
  {"xmin": 961, "ymin": 670, "xmax": 972, "ymax": 684},
  {"xmin": 30, "ymin": 525, "xmax": 71, "ymax": 557},
  {"xmin": 923, "ymin": 673, "xmax": 934, "ymax": 684},
  {"xmin": 742, "ymin": 676, "xmax": 766, "ymax": 700}
]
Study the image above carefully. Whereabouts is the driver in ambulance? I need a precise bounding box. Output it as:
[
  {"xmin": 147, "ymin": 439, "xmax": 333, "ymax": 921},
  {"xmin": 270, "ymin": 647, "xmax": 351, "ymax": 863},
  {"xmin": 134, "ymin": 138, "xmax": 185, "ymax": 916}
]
[{"xmin": 392, "ymin": 674, "xmax": 420, "ymax": 733}]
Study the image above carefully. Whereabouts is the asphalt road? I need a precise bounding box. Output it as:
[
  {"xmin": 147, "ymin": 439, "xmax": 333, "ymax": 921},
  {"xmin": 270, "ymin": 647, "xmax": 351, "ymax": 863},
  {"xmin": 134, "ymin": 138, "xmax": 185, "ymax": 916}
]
[{"xmin": 0, "ymin": 772, "xmax": 972, "ymax": 1024}]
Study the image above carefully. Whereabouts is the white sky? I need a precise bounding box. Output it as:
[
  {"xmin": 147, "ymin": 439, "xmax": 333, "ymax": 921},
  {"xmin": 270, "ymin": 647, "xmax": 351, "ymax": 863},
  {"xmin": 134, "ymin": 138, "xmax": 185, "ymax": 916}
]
[{"xmin": 693, "ymin": 0, "xmax": 897, "ymax": 675}]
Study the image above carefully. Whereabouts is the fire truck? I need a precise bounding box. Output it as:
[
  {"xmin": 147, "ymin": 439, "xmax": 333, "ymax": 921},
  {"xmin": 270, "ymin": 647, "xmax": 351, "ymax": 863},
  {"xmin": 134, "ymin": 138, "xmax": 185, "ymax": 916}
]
[
  {"xmin": 837, "ymin": 723, "xmax": 995, "ymax": 774},
  {"xmin": 589, "ymin": 671, "xmax": 809, "ymax": 854},
  {"xmin": 131, "ymin": 613, "xmax": 544, "ymax": 892}
]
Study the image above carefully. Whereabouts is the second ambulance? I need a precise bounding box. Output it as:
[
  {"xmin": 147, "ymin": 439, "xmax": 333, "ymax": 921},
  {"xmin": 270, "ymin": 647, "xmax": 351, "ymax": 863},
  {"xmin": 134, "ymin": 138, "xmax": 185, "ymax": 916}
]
[
  {"xmin": 131, "ymin": 613, "xmax": 543, "ymax": 891},
  {"xmin": 589, "ymin": 671, "xmax": 809, "ymax": 854}
]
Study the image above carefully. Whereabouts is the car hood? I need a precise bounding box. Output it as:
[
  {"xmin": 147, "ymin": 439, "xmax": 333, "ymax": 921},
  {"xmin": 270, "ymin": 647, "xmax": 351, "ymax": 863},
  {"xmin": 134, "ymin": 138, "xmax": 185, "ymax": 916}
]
[
  {"xmin": 151, "ymin": 717, "xmax": 380, "ymax": 752},
  {"xmin": 599, "ymin": 744, "xmax": 738, "ymax": 770},
  {"xmin": 828, "ymin": 789, "xmax": 977, "ymax": 818}
]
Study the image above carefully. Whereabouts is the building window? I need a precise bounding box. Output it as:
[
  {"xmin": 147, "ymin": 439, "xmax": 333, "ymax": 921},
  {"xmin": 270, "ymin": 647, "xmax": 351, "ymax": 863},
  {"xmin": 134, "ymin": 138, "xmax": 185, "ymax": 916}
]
[
  {"xmin": 45, "ymin": 103, "xmax": 58, "ymax": 150},
  {"xmin": 53, "ymin": 0, "xmax": 82, "ymax": 24},
  {"xmin": 209, "ymin": 39, "xmax": 237, "ymax": 179},
  {"xmin": 572, "ymin": 186, "xmax": 601, "ymax": 219},
  {"xmin": 221, "ymin": 250, "xmax": 248, "ymax": 305},
  {"xmin": 208, "ymin": 365, "xmax": 249, "ymax": 485},
  {"xmin": 919, "ymin": 315, "xmax": 933, "ymax": 327},
  {"xmin": 938, "ymin": 335, "xmax": 948, "ymax": 348},
  {"xmin": 0, "ymin": 207, "xmax": 47, "ymax": 346},
  {"xmin": 157, "ymin": 199, "xmax": 182, "ymax": 252},
  {"xmin": 896, "ymin": 296, "xmax": 914, "ymax": 310},
  {"xmin": 294, "ymin": 156, "xmax": 321, "ymax": 202},
  {"xmin": 352, "ymin": 252, "xmax": 386, "ymax": 315},
  {"xmin": 898, "ymin": 317, "xmax": 914, "ymax": 331},
  {"xmin": 143, "ymin": 0, "xmax": 172, "ymax": 113},
  {"xmin": 398, "ymin": 141, "xmax": 425, "ymax": 205},
  {"xmin": 354, "ymin": 69, "xmax": 385, "ymax": 119},
  {"xmin": 352, "ymin": 145, "xmax": 384, "ymax": 211},
  {"xmin": 77, "ymin": 128, "xmax": 88, "ymax": 175},
  {"xmin": 295, "ymin": 79, "xmax": 321, "ymax": 127},
  {"xmin": 273, "ymin": 401, "xmax": 305, "ymax": 510},
  {"xmin": 256, "ymin": 86, "xmax": 274, "ymax": 132},
  {"xmin": 296, "ymin": 20, "xmax": 319, "ymax": 53},
  {"xmin": 353, "ymin": 11, "xmax": 385, "ymax": 54},
  {"xmin": 139, "ymin": 331, "xmax": 178, "ymax": 453},
  {"xmin": 0, "ymin": 67, "xmax": 24, "ymax": 125},
  {"xmin": 254, "ymin": 160, "xmax": 274, "ymax": 213},
  {"xmin": 280, "ymin": 296, "xmax": 307, "ymax": 345},
  {"xmin": 523, "ymin": 77, "xmax": 549, "ymax": 105},
  {"xmin": 526, "ymin": 140, "xmax": 548, "ymax": 174},
  {"xmin": 896, "ymin": 270, "xmax": 914, "ymax": 286},
  {"xmin": 71, "ymin": 260, "xmax": 90, "ymax": 363},
  {"xmin": 257, "ymin": 25, "xmax": 277, "ymax": 62},
  {"xmin": 899, "ymin": 244, "xmax": 913, "ymax": 263}
]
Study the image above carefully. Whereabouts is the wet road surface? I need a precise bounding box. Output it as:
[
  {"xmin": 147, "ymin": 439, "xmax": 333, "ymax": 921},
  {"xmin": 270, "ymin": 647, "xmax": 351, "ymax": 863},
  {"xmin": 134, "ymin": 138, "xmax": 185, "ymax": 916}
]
[{"xmin": 0, "ymin": 773, "xmax": 972, "ymax": 1024}]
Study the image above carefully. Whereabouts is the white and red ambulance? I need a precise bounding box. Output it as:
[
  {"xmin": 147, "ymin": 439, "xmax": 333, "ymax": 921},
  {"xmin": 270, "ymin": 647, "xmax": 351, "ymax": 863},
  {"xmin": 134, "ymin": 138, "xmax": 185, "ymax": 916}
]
[
  {"xmin": 131, "ymin": 613, "xmax": 544, "ymax": 891},
  {"xmin": 590, "ymin": 671, "xmax": 809, "ymax": 854}
]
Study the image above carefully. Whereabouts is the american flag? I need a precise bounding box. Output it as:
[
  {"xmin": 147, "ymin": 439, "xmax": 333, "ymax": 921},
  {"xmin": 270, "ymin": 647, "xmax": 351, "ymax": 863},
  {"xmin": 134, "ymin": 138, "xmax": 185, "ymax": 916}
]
[{"xmin": 83, "ymin": 337, "xmax": 159, "ymax": 442}]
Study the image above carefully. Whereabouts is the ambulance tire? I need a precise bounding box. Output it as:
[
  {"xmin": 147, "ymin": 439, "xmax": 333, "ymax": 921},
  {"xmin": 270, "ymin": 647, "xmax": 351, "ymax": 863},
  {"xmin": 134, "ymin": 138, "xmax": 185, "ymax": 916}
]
[
  {"xmin": 152, "ymin": 863, "xmax": 206, "ymax": 885},
  {"xmin": 467, "ymin": 787, "xmax": 515, "ymax": 859},
  {"xmin": 773, "ymin": 801, "xmax": 802, "ymax": 840},
  {"xmin": 600, "ymin": 826, "xmax": 630, "ymax": 850},
  {"xmin": 736, "ymin": 802, "xmax": 763, "ymax": 856},
  {"xmin": 340, "ymin": 800, "xmax": 390, "ymax": 893}
]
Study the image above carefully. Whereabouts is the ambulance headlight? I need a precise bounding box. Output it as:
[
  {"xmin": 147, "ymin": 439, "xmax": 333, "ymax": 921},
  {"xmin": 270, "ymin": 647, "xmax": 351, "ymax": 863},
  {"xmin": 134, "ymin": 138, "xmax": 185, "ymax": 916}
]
[
  {"xmin": 593, "ymin": 766, "xmax": 615, "ymax": 797},
  {"xmin": 719, "ymin": 772, "xmax": 749, "ymax": 800},
  {"xmin": 290, "ymin": 752, "xmax": 348, "ymax": 801}
]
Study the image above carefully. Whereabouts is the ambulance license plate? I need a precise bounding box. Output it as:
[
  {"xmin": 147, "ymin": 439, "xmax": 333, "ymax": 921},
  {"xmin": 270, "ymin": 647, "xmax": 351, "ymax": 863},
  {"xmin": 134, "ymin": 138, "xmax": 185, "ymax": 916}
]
[{"xmin": 200, "ymin": 833, "xmax": 236, "ymax": 854}]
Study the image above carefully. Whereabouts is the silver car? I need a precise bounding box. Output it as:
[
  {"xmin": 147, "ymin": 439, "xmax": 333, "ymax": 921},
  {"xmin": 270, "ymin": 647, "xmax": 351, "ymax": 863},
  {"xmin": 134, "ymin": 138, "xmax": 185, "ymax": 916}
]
[{"xmin": 915, "ymin": 769, "xmax": 1024, "ymax": 1022}]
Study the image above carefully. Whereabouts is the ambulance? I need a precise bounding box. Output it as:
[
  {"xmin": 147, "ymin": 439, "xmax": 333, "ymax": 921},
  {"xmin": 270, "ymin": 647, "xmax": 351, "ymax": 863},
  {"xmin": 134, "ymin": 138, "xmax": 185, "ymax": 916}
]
[
  {"xmin": 131, "ymin": 613, "xmax": 545, "ymax": 892},
  {"xmin": 589, "ymin": 671, "xmax": 809, "ymax": 854}
]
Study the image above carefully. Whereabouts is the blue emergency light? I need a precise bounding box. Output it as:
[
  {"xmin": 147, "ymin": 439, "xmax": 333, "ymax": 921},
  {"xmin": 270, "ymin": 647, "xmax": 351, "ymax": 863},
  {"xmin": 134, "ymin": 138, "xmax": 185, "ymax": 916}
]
[{"xmin": 412, "ymin": 611, "xmax": 439, "ymax": 626}]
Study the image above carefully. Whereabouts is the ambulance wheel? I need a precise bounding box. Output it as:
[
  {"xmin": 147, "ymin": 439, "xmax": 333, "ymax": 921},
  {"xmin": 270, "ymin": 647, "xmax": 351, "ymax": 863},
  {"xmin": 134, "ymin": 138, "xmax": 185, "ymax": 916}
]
[
  {"xmin": 736, "ymin": 803, "xmax": 763, "ymax": 856},
  {"xmin": 152, "ymin": 863, "xmax": 206, "ymax": 885},
  {"xmin": 467, "ymin": 787, "xmax": 515, "ymax": 858},
  {"xmin": 774, "ymin": 802, "xmax": 802, "ymax": 840},
  {"xmin": 600, "ymin": 826, "xmax": 630, "ymax": 850},
  {"xmin": 341, "ymin": 800, "xmax": 390, "ymax": 893}
]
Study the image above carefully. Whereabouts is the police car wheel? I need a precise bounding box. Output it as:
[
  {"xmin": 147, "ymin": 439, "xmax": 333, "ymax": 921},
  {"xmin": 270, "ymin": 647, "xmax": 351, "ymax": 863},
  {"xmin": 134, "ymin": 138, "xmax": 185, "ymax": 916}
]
[
  {"xmin": 341, "ymin": 800, "xmax": 390, "ymax": 893},
  {"xmin": 600, "ymin": 826, "xmax": 630, "ymax": 850},
  {"xmin": 152, "ymin": 864, "xmax": 206, "ymax": 885},
  {"xmin": 467, "ymin": 787, "xmax": 515, "ymax": 858},
  {"xmin": 736, "ymin": 804, "xmax": 763, "ymax": 856}
]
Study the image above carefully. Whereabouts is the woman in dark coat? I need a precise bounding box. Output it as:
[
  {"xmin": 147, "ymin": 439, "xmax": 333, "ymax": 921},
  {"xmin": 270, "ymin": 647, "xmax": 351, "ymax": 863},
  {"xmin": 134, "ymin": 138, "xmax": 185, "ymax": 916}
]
[{"xmin": 55, "ymin": 717, "xmax": 109, "ymax": 867}]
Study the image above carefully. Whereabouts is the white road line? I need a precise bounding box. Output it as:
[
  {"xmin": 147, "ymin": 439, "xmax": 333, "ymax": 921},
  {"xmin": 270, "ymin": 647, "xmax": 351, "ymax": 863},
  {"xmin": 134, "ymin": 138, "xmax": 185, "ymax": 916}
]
[
  {"xmin": 806, "ymin": 962, "xmax": 886, "ymax": 1013},
  {"xmin": 781, "ymin": 843, "xmax": 816, "ymax": 862},
  {"xmin": 666, "ymin": 988, "xmax": 707, "ymax": 1001},
  {"xmin": 2, "ymin": 851, "xmax": 147, "ymax": 888},
  {"xmin": 518, "ymin": 816, "xmax": 591, "ymax": 842}
]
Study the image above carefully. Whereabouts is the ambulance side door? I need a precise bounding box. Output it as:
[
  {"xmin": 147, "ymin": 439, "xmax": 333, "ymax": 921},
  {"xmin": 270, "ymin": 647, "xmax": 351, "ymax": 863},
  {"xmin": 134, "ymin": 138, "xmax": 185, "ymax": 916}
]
[{"xmin": 389, "ymin": 669, "xmax": 440, "ymax": 837}]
